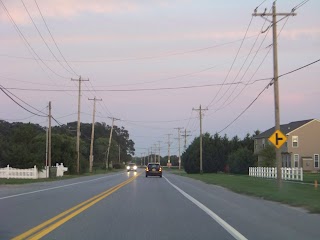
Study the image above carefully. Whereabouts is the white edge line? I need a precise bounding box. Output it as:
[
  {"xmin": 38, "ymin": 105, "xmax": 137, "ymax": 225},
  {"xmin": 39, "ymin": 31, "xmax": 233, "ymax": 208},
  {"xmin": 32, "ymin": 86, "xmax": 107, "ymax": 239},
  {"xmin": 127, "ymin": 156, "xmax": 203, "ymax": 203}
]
[
  {"xmin": 0, "ymin": 172, "xmax": 124, "ymax": 200},
  {"xmin": 164, "ymin": 176, "xmax": 248, "ymax": 240}
]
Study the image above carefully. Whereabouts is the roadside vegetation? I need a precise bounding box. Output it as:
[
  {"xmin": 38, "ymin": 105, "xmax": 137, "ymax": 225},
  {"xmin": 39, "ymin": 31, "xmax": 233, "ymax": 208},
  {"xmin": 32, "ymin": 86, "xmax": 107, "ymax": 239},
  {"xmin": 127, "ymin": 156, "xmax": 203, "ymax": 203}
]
[
  {"xmin": 168, "ymin": 169, "xmax": 320, "ymax": 213},
  {"xmin": 0, "ymin": 120, "xmax": 135, "ymax": 174},
  {"xmin": 182, "ymin": 131, "xmax": 261, "ymax": 174}
]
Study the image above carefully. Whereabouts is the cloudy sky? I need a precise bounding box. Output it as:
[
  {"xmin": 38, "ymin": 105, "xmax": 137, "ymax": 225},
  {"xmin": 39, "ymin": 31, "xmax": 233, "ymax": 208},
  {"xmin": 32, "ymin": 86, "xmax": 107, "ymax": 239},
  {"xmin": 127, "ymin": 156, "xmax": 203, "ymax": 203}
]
[{"xmin": 1, "ymin": 0, "xmax": 319, "ymax": 157}]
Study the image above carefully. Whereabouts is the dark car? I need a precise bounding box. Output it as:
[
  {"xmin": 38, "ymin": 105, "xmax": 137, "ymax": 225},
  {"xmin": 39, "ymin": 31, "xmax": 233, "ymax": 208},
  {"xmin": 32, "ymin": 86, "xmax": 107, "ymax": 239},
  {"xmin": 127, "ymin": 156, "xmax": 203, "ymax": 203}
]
[
  {"xmin": 126, "ymin": 163, "xmax": 137, "ymax": 172},
  {"xmin": 145, "ymin": 163, "xmax": 162, "ymax": 178}
]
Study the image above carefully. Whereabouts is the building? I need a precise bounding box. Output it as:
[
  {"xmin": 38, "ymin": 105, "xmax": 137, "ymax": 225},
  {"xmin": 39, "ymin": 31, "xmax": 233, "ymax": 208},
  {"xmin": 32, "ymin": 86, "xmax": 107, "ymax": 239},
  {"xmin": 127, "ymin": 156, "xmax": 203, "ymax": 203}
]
[{"xmin": 254, "ymin": 119, "xmax": 320, "ymax": 172}]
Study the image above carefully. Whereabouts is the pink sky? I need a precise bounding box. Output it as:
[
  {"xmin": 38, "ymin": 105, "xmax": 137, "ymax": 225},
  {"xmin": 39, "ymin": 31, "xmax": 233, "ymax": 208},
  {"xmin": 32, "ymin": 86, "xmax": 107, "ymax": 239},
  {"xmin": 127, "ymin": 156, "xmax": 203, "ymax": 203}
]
[{"xmin": 1, "ymin": 0, "xmax": 319, "ymax": 156}]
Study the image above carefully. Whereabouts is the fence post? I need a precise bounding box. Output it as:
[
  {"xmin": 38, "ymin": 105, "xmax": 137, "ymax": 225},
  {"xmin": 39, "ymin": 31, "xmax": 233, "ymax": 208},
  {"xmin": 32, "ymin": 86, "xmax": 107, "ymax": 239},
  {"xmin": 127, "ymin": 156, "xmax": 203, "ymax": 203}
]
[
  {"xmin": 300, "ymin": 168, "xmax": 303, "ymax": 181},
  {"xmin": 6, "ymin": 164, "xmax": 10, "ymax": 179}
]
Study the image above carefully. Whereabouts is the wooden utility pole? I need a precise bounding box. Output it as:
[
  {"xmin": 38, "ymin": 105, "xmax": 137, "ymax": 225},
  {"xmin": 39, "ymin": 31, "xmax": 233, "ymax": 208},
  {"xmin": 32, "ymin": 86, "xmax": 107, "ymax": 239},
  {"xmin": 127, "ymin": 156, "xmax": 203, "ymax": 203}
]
[
  {"xmin": 71, "ymin": 76, "xmax": 89, "ymax": 174},
  {"xmin": 181, "ymin": 129, "xmax": 191, "ymax": 150},
  {"xmin": 89, "ymin": 97, "xmax": 102, "ymax": 173},
  {"xmin": 166, "ymin": 134, "xmax": 172, "ymax": 166},
  {"xmin": 158, "ymin": 141, "xmax": 161, "ymax": 164},
  {"xmin": 253, "ymin": 2, "xmax": 296, "ymax": 186},
  {"xmin": 106, "ymin": 117, "xmax": 119, "ymax": 170},
  {"xmin": 48, "ymin": 101, "xmax": 52, "ymax": 178},
  {"xmin": 118, "ymin": 144, "xmax": 121, "ymax": 163},
  {"xmin": 193, "ymin": 105, "xmax": 208, "ymax": 174},
  {"xmin": 174, "ymin": 127, "xmax": 184, "ymax": 170}
]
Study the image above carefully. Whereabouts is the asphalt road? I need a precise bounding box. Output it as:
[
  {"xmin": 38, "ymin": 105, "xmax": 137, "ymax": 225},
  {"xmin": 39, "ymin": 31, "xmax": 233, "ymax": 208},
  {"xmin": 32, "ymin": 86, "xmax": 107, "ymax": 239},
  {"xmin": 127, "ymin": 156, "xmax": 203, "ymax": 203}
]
[{"xmin": 1, "ymin": 169, "xmax": 320, "ymax": 240}]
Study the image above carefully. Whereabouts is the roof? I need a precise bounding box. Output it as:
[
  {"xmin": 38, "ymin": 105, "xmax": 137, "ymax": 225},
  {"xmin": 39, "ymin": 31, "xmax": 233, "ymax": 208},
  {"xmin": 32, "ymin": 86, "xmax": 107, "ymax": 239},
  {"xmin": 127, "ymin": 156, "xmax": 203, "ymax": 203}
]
[{"xmin": 254, "ymin": 119, "xmax": 315, "ymax": 139}]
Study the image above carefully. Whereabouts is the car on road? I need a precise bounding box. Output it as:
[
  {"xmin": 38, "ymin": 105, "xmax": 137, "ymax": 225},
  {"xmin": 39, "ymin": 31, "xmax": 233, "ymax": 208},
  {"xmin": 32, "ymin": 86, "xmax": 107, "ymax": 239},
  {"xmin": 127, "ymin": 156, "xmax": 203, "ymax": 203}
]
[
  {"xmin": 145, "ymin": 163, "xmax": 162, "ymax": 178},
  {"xmin": 126, "ymin": 163, "xmax": 137, "ymax": 172}
]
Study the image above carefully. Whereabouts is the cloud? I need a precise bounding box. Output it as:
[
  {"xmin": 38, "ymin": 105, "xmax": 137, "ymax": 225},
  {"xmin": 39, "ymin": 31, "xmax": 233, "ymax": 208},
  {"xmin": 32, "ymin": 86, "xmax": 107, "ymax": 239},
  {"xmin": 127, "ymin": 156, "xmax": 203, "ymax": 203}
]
[{"xmin": 0, "ymin": 0, "xmax": 142, "ymax": 25}]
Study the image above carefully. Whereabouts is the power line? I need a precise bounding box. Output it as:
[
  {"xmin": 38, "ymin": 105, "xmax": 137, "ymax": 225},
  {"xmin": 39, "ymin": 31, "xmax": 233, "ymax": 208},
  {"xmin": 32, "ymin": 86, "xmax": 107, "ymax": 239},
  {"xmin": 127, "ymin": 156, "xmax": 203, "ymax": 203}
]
[
  {"xmin": 0, "ymin": 85, "xmax": 47, "ymax": 117},
  {"xmin": 278, "ymin": 58, "xmax": 320, "ymax": 78},
  {"xmin": 0, "ymin": 34, "xmax": 259, "ymax": 63},
  {"xmin": 213, "ymin": 5, "xmax": 293, "ymax": 113},
  {"xmin": 33, "ymin": 0, "xmax": 79, "ymax": 76},
  {"xmin": 213, "ymin": 7, "xmax": 272, "ymax": 111},
  {"xmin": 217, "ymin": 58, "xmax": 320, "ymax": 134},
  {"xmin": 217, "ymin": 81, "xmax": 271, "ymax": 134},
  {"xmin": 20, "ymin": 0, "xmax": 74, "ymax": 76},
  {"xmin": 0, "ymin": 0, "xmax": 69, "ymax": 80},
  {"xmin": 206, "ymin": 16, "xmax": 254, "ymax": 108},
  {"xmin": 3, "ymin": 78, "xmax": 272, "ymax": 92},
  {"xmin": 292, "ymin": 0, "xmax": 310, "ymax": 11}
]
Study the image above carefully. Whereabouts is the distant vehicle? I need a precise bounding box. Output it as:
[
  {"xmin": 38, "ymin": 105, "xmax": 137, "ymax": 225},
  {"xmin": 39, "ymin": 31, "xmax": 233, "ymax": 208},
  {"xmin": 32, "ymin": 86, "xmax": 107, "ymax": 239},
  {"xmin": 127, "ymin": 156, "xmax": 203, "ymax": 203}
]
[
  {"xmin": 126, "ymin": 163, "xmax": 137, "ymax": 172},
  {"xmin": 145, "ymin": 163, "xmax": 162, "ymax": 178}
]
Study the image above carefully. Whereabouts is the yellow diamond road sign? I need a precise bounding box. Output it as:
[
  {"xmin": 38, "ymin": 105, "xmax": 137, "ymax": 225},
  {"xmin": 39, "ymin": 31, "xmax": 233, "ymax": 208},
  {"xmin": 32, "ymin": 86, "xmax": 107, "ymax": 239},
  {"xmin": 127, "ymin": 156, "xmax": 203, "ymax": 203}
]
[{"xmin": 268, "ymin": 130, "xmax": 287, "ymax": 149}]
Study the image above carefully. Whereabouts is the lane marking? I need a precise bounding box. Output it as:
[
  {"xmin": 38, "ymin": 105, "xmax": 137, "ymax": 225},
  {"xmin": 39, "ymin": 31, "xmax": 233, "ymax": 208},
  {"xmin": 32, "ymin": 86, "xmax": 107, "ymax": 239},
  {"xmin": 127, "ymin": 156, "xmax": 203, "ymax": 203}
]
[
  {"xmin": 164, "ymin": 176, "xmax": 247, "ymax": 240},
  {"xmin": 0, "ymin": 172, "xmax": 125, "ymax": 200},
  {"xmin": 12, "ymin": 173, "xmax": 141, "ymax": 240}
]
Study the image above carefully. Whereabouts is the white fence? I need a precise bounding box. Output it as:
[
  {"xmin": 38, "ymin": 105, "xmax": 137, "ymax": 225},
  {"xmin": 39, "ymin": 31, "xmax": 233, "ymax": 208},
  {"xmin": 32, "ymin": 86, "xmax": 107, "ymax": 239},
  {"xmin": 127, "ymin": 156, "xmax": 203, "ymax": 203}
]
[
  {"xmin": 249, "ymin": 167, "xmax": 303, "ymax": 181},
  {"xmin": 0, "ymin": 163, "xmax": 68, "ymax": 179}
]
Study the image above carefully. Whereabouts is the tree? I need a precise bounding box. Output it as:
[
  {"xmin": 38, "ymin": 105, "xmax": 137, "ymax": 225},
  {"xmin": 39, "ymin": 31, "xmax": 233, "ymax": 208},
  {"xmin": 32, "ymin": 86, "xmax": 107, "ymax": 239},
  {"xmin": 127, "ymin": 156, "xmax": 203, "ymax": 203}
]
[
  {"xmin": 258, "ymin": 144, "xmax": 276, "ymax": 167},
  {"xmin": 228, "ymin": 147, "xmax": 256, "ymax": 174},
  {"xmin": 182, "ymin": 133, "xmax": 228, "ymax": 174}
]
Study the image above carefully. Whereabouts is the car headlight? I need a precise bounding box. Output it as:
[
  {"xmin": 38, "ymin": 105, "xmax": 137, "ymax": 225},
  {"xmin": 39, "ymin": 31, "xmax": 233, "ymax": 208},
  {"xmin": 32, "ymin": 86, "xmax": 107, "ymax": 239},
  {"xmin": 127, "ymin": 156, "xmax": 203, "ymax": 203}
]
[
  {"xmin": 126, "ymin": 166, "xmax": 130, "ymax": 170},
  {"xmin": 133, "ymin": 166, "xmax": 137, "ymax": 170}
]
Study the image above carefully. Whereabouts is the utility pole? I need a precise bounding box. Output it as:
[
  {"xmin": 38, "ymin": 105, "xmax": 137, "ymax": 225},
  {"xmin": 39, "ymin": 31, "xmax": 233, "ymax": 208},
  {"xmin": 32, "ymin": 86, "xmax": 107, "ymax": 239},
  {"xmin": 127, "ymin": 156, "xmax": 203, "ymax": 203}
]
[
  {"xmin": 147, "ymin": 149, "xmax": 150, "ymax": 164},
  {"xmin": 153, "ymin": 144, "xmax": 158, "ymax": 163},
  {"xmin": 253, "ymin": 2, "xmax": 296, "ymax": 186},
  {"xmin": 88, "ymin": 97, "xmax": 102, "ymax": 173},
  {"xmin": 143, "ymin": 153, "xmax": 145, "ymax": 165},
  {"xmin": 48, "ymin": 101, "xmax": 52, "ymax": 178},
  {"xmin": 193, "ymin": 105, "xmax": 208, "ymax": 174},
  {"xmin": 181, "ymin": 129, "xmax": 191, "ymax": 150},
  {"xmin": 106, "ymin": 117, "xmax": 119, "ymax": 170},
  {"xmin": 150, "ymin": 147, "xmax": 153, "ymax": 162},
  {"xmin": 140, "ymin": 153, "xmax": 143, "ymax": 166},
  {"xmin": 174, "ymin": 127, "xmax": 184, "ymax": 170},
  {"xmin": 71, "ymin": 76, "xmax": 89, "ymax": 174},
  {"xmin": 166, "ymin": 134, "xmax": 172, "ymax": 167},
  {"xmin": 158, "ymin": 141, "xmax": 161, "ymax": 164},
  {"xmin": 118, "ymin": 144, "xmax": 121, "ymax": 163}
]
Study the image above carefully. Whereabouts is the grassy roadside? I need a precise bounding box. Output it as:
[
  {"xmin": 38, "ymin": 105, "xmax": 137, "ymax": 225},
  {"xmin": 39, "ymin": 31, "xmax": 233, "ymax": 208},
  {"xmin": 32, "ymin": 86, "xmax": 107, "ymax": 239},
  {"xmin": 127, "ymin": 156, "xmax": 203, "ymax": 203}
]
[
  {"xmin": 166, "ymin": 169, "xmax": 320, "ymax": 213},
  {"xmin": 0, "ymin": 168, "xmax": 124, "ymax": 185}
]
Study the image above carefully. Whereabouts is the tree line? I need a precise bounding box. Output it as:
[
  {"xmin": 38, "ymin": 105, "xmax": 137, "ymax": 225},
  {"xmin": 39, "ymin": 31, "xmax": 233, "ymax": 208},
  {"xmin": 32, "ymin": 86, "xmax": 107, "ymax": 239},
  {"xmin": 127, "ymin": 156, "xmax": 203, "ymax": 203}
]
[
  {"xmin": 182, "ymin": 131, "xmax": 265, "ymax": 174},
  {"xmin": 0, "ymin": 120, "xmax": 135, "ymax": 173}
]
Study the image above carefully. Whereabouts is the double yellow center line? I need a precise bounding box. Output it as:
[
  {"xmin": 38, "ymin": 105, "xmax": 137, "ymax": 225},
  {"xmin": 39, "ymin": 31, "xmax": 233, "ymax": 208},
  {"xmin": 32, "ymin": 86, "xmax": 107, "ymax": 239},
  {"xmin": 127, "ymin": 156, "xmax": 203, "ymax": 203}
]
[{"xmin": 12, "ymin": 173, "xmax": 141, "ymax": 240}]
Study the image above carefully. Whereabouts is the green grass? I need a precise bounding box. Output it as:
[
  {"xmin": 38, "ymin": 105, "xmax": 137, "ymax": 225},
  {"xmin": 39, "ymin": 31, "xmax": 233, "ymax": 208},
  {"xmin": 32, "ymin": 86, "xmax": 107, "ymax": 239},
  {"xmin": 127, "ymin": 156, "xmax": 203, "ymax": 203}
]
[
  {"xmin": 0, "ymin": 168, "xmax": 124, "ymax": 185},
  {"xmin": 168, "ymin": 170, "xmax": 320, "ymax": 213},
  {"xmin": 302, "ymin": 172, "xmax": 320, "ymax": 184}
]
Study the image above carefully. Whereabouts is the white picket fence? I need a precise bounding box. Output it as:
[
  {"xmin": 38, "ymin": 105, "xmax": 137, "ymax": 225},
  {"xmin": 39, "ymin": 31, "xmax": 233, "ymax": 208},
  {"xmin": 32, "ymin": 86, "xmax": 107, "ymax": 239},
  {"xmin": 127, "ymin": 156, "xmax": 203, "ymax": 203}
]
[
  {"xmin": 0, "ymin": 163, "xmax": 68, "ymax": 179},
  {"xmin": 249, "ymin": 167, "xmax": 303, "ymax": 181}
]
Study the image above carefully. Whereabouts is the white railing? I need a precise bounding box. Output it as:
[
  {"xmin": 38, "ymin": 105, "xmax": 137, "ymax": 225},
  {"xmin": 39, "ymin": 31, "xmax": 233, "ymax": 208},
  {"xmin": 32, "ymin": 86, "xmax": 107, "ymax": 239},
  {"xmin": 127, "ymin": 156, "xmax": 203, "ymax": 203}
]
[
  {"xmin": 249, "ymin": 167, "xmax": 303, "ymax": 181},
  {"xmin": 0, "ymin": 163, "xmax": 68, "ymax": 179}
]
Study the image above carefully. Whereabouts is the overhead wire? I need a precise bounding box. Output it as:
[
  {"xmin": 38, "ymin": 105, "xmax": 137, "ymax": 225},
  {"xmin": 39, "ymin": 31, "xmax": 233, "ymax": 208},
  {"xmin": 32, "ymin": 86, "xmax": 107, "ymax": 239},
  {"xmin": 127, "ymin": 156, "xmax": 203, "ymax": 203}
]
[
  {"xmin": 3, "ymin": 77, "xmax": 272, "ymax": 92},
  {"xmin": 0, "ymin": 85, "xmax": 47, "ymax": 117},
  {"xmin": 213, "ymin": 7, "xmax": 273, "ymax": 112},
  {"xmin": 33, "ymin": 0, "xmax": 79, "ymax": 77},
  {"xmin": 216, "ymin": 58, "xmax": 320, "ymax": 134},
  {"xmin": 0, "ymin": 0, "xmax": 70, "ymax": 80},
  {"xmin": 206, "ymin": 16, "xmax": 254, "ymax": 108},
  {"xmin": 20, "ymin": 0, "xmax": 74, "ymax": 76}
]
